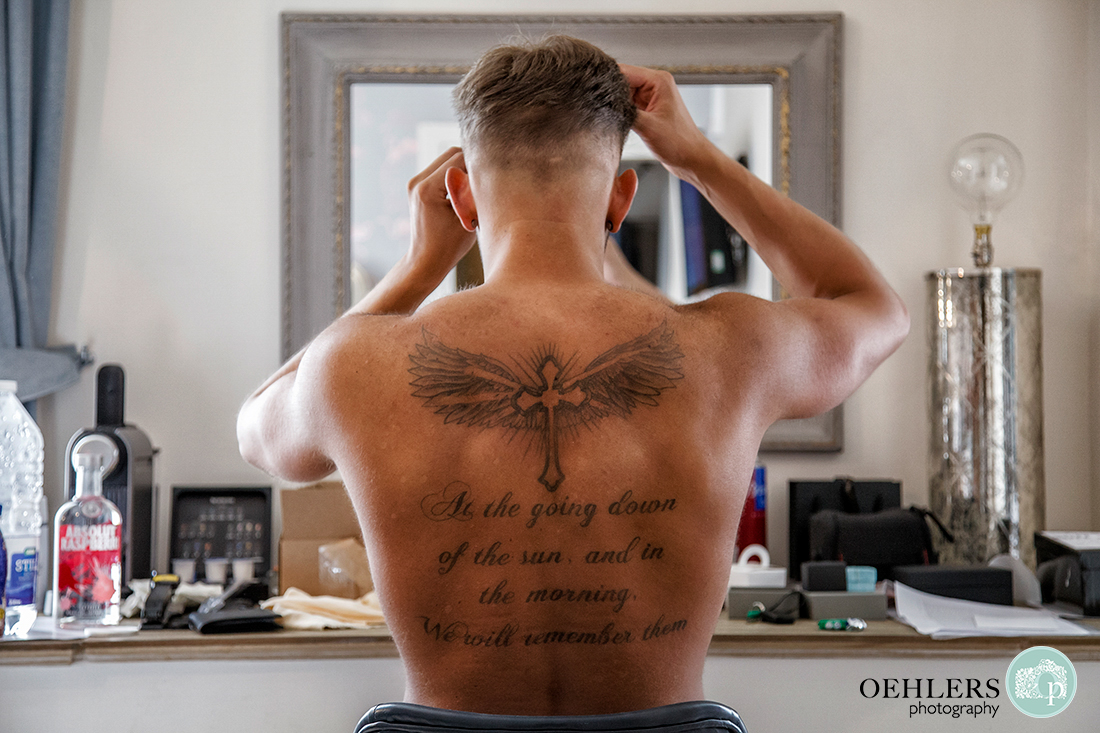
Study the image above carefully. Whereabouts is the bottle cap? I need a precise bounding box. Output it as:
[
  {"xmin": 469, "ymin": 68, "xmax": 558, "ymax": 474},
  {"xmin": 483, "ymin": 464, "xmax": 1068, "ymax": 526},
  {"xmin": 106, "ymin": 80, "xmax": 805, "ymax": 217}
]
[
  {"xmin": 71, "ymin": 433, "xmax": 120, "ymax": 474},
  {"xmin": 74, "ymin": 452, "xmax": 105, "ymax": 469}
]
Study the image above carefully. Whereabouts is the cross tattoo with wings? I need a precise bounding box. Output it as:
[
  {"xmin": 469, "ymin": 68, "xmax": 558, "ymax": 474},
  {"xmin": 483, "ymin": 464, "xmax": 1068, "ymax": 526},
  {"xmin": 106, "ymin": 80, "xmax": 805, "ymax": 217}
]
[{"xmin": 407, "ymin": 323, "xmax": 685, "ymax": 492}]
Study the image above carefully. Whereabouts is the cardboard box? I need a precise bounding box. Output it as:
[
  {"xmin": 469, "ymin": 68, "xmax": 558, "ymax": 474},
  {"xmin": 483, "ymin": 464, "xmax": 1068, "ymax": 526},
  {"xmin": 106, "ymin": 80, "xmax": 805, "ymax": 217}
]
[{"xmin": 279, "ymin": 482, "xmax": 364, "ymax": 596}]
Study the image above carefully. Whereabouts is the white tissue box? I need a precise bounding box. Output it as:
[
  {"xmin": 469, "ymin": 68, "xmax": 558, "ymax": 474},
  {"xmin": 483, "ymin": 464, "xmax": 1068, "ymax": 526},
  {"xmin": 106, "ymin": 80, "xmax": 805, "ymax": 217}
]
[
  {"xmin": 728, "ymin": 544, "xmax": 787, "ymax": 588},
  {"xmin": 728, "ymin": 564, "xmax": 788, "ymax": 588}
]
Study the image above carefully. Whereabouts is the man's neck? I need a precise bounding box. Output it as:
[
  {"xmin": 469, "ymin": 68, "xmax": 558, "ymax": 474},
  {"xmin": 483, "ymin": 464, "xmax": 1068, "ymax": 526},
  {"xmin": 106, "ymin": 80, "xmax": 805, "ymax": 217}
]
[
  {"xmin": 478, "ymin": 218, "xmax": 607, "ymax": 287},
  {"xmin": 461, "ymin": 151, "xmax": 625, "ymax": 288}
]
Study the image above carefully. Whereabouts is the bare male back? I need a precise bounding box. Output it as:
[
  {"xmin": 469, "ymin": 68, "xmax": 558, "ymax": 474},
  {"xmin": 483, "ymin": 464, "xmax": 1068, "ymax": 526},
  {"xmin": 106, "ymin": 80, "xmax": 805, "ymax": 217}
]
[
  {"xmin": 238, "ymin": 40, "xmax": 908, "ymax": 717},
  {"xmin": 307, "ymin": 279, "xmax": 772, "ymax": 714}
]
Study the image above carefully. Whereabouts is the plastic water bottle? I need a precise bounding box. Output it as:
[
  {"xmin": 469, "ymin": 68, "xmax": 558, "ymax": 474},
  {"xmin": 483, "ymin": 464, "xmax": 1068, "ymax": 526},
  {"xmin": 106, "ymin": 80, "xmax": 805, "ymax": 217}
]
[
  {"xmin": 0, "ymin": 508, "xmax": 7, "ymax": 629},
  {"xmin": 0, "ymin": 380, "xmax": 45, "ymax": 636}
]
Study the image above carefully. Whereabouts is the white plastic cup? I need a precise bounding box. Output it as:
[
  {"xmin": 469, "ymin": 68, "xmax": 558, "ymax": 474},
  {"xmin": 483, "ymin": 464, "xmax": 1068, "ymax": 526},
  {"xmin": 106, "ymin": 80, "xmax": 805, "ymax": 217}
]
[
  {"xmin": 203, "ymin": 558, "xmax": 228, "ymax": 584},
  {"xmin": 171, "ymin": 558, "xmax": 196, "ymax": 583},
  {"xmin": 231, "ymin": 558, "xmax": 256, "ymax": 583}
]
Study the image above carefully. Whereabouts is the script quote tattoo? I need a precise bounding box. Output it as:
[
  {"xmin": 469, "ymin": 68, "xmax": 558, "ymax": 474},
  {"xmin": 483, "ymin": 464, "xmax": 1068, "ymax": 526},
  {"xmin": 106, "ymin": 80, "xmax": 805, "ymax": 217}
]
[{"xmin": 408, "ymin": 323, "xmax": 684, "ymax": 491}]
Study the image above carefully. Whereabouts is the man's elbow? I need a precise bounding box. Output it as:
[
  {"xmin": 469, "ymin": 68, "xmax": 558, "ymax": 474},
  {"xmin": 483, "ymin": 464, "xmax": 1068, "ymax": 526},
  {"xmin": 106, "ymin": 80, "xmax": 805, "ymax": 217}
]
[
  {"xmin": 236, "ymin": 404, "xmax": 268, "ymax": 472},
  {"xmin": 879, "ymin": 289, "xmax": 910, "ymax": 357},
  {"xmin": 236, "ymin": 404, "xmax": 336, "ymax": 483},
  {"xmin": 854, "ymin": 291, "xmax": 910, "ymax": 381}
]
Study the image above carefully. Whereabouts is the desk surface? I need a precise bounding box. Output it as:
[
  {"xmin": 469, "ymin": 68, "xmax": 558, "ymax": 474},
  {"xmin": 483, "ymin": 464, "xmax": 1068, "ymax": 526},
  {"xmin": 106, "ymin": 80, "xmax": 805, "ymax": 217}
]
[{"xmin": 4, "ymin": 616, "xmax": 1100, "ymax": 666}]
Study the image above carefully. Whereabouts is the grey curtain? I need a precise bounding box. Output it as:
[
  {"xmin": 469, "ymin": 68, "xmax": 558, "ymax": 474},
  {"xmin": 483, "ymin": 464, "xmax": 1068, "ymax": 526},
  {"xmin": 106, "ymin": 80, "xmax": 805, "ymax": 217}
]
[{"xmin": 0, "ymin": 0, "xmax": 81, "ymax": 403}]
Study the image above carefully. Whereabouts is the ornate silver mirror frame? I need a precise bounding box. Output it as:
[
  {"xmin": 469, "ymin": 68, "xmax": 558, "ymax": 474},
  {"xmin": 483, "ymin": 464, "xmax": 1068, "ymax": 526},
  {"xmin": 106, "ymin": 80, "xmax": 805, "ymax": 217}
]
[{"xmin": 282, "ymin": 13, "xmax": 843, "ymax": 451}]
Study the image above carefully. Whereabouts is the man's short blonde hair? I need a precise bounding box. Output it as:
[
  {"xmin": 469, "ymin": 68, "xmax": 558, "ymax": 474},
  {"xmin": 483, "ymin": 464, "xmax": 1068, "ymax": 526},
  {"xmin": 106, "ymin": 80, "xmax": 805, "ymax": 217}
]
[{"xmin": 453, "ymin": 35, "xmax": 636, "ymax": 169}]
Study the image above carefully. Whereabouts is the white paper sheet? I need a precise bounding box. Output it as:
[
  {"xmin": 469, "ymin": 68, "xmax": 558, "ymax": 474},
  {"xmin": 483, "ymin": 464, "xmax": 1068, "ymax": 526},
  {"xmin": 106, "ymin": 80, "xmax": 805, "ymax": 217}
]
[
  {"xmin": 893, "ymin": 582, "xmax": 1094, "ymax": 639},
  {"xmin": 1038, "ymin": 531, "xmax": 1100, "ymax": 551}
]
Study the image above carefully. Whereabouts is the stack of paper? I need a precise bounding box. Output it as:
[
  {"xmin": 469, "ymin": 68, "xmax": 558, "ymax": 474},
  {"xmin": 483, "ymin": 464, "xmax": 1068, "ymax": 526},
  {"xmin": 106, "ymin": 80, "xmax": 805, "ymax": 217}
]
[
  {"xmin": 1039, "ymin": 530, "xmax": 1100, "ymax": 550},
  {"xmin": 893, "ymin": 582, "xmax": 1094, "ymax": 639}
]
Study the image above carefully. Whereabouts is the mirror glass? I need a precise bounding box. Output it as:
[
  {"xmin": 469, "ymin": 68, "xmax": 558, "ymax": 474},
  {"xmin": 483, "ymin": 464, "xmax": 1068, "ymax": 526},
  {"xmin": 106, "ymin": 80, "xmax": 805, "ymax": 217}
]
[{"xmin": 350, "ymin": 82, "xmax": 775, "ymax": 306}]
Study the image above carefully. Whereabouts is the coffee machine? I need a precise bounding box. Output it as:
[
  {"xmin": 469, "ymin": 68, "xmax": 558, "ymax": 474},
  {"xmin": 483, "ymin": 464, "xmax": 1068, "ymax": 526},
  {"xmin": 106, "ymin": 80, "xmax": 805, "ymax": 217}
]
[{"xmin": 65, "ymin": 365, "xmax": 157, "ymax": 583}]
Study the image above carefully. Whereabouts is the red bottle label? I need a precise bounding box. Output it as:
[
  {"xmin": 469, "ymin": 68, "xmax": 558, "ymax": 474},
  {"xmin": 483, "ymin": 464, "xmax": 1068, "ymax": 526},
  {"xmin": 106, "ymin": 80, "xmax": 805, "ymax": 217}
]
[
  {"xmin": 734, "ymin": 467, "xmax": 767, "ymax": 559},
  {"xmin": 57, "ymin": 525, "xmax": 122, "ymax": 614}
]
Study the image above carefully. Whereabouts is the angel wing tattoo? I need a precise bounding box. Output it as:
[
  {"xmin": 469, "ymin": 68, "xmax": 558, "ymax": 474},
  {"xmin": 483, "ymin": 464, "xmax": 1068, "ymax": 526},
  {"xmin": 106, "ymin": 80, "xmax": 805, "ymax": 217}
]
[{"xmin": 408, "ymin": 323, "xmax": 685, "ymax": 491}]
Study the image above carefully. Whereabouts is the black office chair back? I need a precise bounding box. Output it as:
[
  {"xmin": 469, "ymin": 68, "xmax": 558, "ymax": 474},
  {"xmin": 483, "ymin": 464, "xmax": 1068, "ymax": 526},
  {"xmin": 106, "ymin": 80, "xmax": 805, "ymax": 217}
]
[{"xmin": 355, "ymin": 701, "xmax": 747, "ymax": 733}]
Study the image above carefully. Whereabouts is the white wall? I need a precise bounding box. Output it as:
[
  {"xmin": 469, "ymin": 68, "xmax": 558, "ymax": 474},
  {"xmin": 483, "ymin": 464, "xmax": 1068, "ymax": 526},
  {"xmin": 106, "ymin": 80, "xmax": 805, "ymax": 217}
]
[
  {"xmin": 6, "ymin": 652, "xmax": 1099, "ymax": 732},
  {"xmin": 4, "ymin": 656, "xmax": 408, "ymax": 733},
  {"xmin": 39, "ymin": 0, "xmax": 1098, "ymax": 573}
]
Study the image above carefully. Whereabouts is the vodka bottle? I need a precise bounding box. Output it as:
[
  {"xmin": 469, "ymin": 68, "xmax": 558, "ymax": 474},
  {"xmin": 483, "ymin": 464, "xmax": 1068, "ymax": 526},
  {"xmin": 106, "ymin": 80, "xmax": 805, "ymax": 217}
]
[
  {"xmin": 0, "ymin": 381, "xmax": 44, "ymax": 636},
  {"xmin": 53, "ymin": 452, "xmax": 122, "ymax": 625}
]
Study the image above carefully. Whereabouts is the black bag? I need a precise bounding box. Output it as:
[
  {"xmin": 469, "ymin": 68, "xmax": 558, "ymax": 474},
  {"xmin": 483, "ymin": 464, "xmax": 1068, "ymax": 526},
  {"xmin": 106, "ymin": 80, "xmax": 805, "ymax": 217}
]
[
  {"xmin": 788, "ymin": 477, "xmax": 902, "ymax": 579},
  {"xmin": 808, "ymin": 507, "xmax": 953, "ymax": 580}
]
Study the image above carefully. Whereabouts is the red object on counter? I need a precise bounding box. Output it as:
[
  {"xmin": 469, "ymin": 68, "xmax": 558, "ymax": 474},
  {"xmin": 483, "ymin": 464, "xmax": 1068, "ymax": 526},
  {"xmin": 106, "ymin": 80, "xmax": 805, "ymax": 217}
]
[{"xmin": 734, "ymin": 465, "xmax": 766, "ymax": 560}]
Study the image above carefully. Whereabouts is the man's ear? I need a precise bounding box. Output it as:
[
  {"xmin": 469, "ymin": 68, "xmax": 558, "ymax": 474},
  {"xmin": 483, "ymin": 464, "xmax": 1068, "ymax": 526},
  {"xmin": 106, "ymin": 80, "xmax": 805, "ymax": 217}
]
[
  {"xmin": 445, "ymin": 166, "xmax": 478, "ymax": 232},
  {"xmin": 606, "ymin": 167, "xmax": 638, "ymax": 233}
]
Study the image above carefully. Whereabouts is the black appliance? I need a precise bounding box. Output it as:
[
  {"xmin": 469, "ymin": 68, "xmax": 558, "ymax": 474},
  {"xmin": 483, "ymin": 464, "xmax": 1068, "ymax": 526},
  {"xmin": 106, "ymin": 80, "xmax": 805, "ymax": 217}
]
[
  {"xmin": 65, "ymin": 364, "xmax": 157, "ymax": 584},
  {"xmin": 1035, "ymin": 532, "xmax": 1100, "ymax": 616}
]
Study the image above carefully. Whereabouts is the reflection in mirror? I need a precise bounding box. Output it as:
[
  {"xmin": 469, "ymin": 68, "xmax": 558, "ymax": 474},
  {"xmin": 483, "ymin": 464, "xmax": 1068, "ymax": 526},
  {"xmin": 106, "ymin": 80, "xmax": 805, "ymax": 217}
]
[
  {"xmin": 351, "ymin": 83, "xmax": 458, "ymax": 306},
  {"xmin": 619, "ymin": 84, "xmax": 773, "ymax": 303},
  {"xmin": 350, "ymin": 82, "xmax": 774, "ymax": 306}
]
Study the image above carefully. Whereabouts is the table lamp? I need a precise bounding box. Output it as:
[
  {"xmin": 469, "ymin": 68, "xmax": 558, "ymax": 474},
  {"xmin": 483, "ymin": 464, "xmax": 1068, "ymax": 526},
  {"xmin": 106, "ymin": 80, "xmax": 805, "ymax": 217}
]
[{"xmin": 928, "ymin": 133, "xmax": 1044, "ymax": 568}]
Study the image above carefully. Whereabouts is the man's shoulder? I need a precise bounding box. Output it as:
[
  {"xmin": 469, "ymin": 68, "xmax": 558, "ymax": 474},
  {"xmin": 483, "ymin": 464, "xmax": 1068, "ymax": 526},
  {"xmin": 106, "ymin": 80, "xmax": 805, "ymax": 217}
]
[
  {"xmin": 672, "ymin": 290, "xmax": 781, "ymax": 345},
  {"xmin": 311, "ymin": 312, "xmax": 407, "ymax": 355},
  {"xmin": 298, "ymin": 313, "xmax": 415, "ymax": 395},
  {"xmin": 676, "ymin": 289, "xmax": 768, "ymax": 319}
]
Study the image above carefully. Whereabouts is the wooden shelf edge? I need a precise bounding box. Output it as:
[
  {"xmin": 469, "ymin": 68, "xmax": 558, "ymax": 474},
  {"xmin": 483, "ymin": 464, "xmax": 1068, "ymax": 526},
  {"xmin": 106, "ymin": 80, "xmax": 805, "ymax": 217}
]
[{"xmin": 5, "ymin": 618, "xmax": 1099, "ymax": 666}]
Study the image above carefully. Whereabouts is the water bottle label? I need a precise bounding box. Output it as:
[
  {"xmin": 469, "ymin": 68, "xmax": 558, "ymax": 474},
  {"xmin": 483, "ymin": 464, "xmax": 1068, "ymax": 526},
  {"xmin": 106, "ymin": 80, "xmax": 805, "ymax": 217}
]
[
  {"xmin": 57, "ymin": 525, "xmax": 121, "ymax": 615},
  {"xmin": 6, "ymin": 543, "xmax": 37, "ymax": 606}
]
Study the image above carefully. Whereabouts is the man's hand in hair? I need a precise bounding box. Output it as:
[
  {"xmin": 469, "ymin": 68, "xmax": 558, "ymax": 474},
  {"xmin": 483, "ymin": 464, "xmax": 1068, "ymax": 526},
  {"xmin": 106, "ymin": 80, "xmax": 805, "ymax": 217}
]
[
  {"xmin": 406, "ymin": 146, "xmax": 478, "ymax": 282},
  {"xmin": 620, "ymin": 64, "xmax": 713, "ymax": 182}
]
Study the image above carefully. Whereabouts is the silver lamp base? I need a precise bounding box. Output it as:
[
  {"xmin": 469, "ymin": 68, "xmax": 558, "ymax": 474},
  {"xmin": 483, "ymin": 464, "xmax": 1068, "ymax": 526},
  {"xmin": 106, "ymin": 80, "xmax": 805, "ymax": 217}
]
[{"xmin": 927, "ymin": 268, "xmax": 1044, "ymax": 567}]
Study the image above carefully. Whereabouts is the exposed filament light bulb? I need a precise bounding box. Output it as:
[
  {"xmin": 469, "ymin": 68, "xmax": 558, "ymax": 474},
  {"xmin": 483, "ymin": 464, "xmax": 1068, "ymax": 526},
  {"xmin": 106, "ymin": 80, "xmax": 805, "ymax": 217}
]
[{"xmin": 947, "ymin": 134, "xmax": 1024, "ymax": 267}]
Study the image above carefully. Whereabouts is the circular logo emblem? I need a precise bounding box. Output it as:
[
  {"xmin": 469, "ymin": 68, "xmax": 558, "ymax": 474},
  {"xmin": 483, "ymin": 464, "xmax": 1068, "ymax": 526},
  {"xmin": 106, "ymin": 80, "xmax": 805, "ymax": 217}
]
[{"xmin": 1005, "ymin": 646, "xmax": 1077, "ymax": 717}]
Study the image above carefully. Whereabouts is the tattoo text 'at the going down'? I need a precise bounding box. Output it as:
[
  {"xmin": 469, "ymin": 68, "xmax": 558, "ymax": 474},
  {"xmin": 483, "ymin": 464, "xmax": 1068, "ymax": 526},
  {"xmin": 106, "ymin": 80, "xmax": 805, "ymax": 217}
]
[{"xmin": 421, "ymin": 484, "xmax": 675, "ymax": 529}]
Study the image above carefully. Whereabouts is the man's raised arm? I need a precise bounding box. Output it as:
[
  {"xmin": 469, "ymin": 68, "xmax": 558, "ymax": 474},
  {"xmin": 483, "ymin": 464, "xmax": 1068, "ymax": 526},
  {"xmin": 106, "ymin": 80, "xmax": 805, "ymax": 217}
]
[
  {"xmin": 621, "ymin": 64, "xmax": 909, "ymax": 420},
  {"xmin": 236, "ymin": 148, "xmax": 477, "ymax": 481}
]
